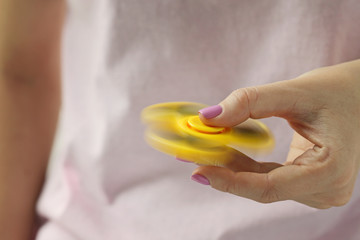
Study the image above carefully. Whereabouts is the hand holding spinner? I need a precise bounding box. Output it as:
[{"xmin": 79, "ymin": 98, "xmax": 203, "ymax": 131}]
[{"xmin": 142, "ymin": 102, "xmax": 274, "ymax": 166}]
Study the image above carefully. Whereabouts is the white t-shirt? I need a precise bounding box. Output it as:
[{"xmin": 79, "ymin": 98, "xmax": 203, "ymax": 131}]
[{"xmin": 37, "ymin": 1, "xmax": 360, "ymax": 239}]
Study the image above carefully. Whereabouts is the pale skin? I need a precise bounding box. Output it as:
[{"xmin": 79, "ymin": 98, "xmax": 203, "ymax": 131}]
[
  {"xmin": 196, "ymin": 59, "xmax": 360, "ymax": 209},
  {"xmin": 0, "ymin": 0, "xmax": 65, "ymax": 239},
  {"xmin": 0, "ymin": 1, "xmax": 359, "ymax": 240}
]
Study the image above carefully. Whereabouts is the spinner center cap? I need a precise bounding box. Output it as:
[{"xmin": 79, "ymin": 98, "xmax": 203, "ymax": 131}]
[{"xmin": 187, "ymin": 116, "xmax": 225, "ymax": 134}]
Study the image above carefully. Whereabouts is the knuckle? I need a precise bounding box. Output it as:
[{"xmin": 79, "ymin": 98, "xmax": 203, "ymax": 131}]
[
  {"xmin": 230, "ymin": 87, "xmax": 259, "ymax": 118},
  {"xmin": 331, "ymin": 191, "xmax": 352, "ymax": 207},
  {"xmin": 215, "ymin": 172, "xmax": 238, "ymax": 194},
  {"xmin": 259, "ymin": 174, "xmax": 280, "ymax": 204},
  {"xmin": 332, "ymin": 174, "xmax": 352, "ymax": 191},
  {"xmin": 313, "ymin": 150, "xmax": 354, "ymax": 191},
  {"xmin": 230, "ymin": 89, "xmax": 249, "ymax": 106},
  {"xmin": 325, "ymin": 156, "xmax": 355, "ymax": 193},
  {"xmin": 227, "ymin": 183, "xmax": 241, "ymax": 196},
  {"xmin": 332, "ymin": 165, "xmax": 355, "ymax": 190},
  {"xmin": 318, "ymin": 189, "xmax": 353, "ymax": 207},
  {"xmin": 315, "ymin": 204, "xmax": 332, "ymax": 209},
  {"xmin": 213, "ymin": 180, "xmax": 231, "ymax": 194},
  {"xmin": 332, "ymin": 199, "xmax": 350, "ymax": 207}
]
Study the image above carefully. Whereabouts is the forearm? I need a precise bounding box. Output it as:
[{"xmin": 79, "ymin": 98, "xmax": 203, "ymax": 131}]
[{"xmin": 0, "ymin": 0, "xmax": 65, "ymax": 239}]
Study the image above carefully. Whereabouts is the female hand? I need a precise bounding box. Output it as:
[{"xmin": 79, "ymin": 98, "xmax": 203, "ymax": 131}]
[{"xmin": 192, "ymin": 59, "xmax": 360, "ymax": 209}]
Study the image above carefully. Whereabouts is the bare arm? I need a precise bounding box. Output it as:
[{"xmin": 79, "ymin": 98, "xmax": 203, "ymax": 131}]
[{"xmin": 0, "ymin": 0, "xmax": 65, "ymax": 239}]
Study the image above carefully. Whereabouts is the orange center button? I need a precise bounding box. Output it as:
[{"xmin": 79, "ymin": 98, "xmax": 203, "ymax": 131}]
[{"xmin": 187, "ymin": 116, "xmax": 225, "ymax": 134}]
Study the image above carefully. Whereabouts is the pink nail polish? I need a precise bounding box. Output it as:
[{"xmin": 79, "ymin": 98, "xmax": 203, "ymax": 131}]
[
  {"xmin": 199, "ymin": 105, "xmax": 222, "ymax": 119},
  {"xmin": 176, "ymin": 157, "xmax": 192, "ymax": 163},
  {"xmin": 191, "ymin": 174, "xmax": 210, "ymax": 185}
]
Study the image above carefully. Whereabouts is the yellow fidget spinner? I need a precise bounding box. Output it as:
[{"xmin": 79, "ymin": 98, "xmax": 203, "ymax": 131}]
[{"xmin": 142, "ymin": 102, "xmax": 274, "ymax": 166}]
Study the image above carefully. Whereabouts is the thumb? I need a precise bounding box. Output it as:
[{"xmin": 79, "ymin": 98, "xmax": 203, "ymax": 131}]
[{"xmin": 199, "ymin": 80, "xmax": 303, "ymax": 127}]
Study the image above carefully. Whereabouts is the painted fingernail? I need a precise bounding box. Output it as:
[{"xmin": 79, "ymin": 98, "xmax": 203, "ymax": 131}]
[
  {"xmin": 191, "ymin": 174, "xmax": 210, "ymax": 185},
  {"xmin": 199, "ymin": 105, "xmax": 222, "ymax": 119},
  {"xmin": 176, "ymin": 157, "xmax": 192, "ymax": 163}
]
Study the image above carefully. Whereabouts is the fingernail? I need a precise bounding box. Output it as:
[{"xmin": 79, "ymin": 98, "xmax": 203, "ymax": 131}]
[
  {"xmin": 176, "ymin": 157, "xmax": 192, "ymax": 163},
  {"xmin": 191, "ymin": 174, "xmax": 210, "ymax": 185},
  {"xmin": 199, "ymin": 105, "xmax": 222, "ymax": 119}
]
